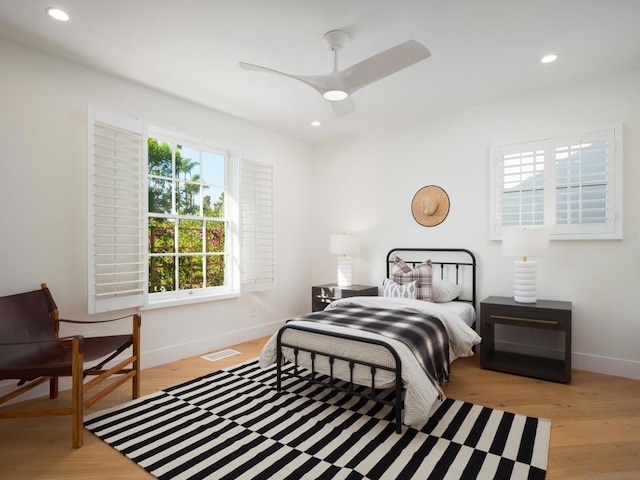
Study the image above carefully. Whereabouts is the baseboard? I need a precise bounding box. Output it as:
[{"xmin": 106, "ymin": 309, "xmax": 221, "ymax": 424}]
[
  {"xmin": 572, "ymin": 351, "xmax": 640, "ymax": 381},
  {"xmin": 0, "ymin": 320, "xmax": 284, "ymax": 406},
  {"xmin": 141, "ymin": 320, "xmax": 283, "ymax": 369}
]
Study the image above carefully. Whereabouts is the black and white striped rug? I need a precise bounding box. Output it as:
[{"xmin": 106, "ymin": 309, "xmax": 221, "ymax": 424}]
[{"xmin": 85, "ymin": 359, "xmax": 550, "ymax": 479}]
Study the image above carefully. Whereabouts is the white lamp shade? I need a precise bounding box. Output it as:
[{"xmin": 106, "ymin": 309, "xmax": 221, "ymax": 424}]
[
  {"xmin": 502, "ymin": 228, "xmax": 549, "ymax": 258},
  {"xmin": 330, "ymin": 234, "xmax": 359, "ymax": 255}
]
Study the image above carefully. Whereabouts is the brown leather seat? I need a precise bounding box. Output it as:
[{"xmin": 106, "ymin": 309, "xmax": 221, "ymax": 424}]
[{"xmin": 0, "ymin": 284, "xmax": 141, "ymax": 448}]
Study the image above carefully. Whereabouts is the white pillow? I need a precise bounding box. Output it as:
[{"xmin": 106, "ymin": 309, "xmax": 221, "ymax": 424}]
[
  {"xmin": 382, "ymin": 278, "xmax": 418, "ymax": 299},
  {"xmin": 432, "ymin": 279, "xmax": 463, "ymax": 303}
]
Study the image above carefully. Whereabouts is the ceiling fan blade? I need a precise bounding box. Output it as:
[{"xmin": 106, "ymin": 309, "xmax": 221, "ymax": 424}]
[
  {"xmin": 331, "ymin": 96, "xmax": 356, "ymax": 117},
  {"xmin": 332, "ymin": 40, "xmax": 431, "ymax": 94},
  {"xmin": 239, "ymin": 62, "xmax": 330, "ymax": 95}
]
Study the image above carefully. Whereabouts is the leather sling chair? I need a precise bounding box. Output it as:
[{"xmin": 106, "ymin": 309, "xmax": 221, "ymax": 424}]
[{"xmin": 0, "ymin": 283, "xmax": 141, "ymax": 448}]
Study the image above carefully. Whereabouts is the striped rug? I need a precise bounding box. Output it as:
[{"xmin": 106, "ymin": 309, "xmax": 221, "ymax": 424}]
[{"xmin": 85, "ymin": 359, "xmax": 550, "ymax": 479}]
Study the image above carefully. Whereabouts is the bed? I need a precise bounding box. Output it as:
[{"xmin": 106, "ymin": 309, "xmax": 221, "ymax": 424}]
[{"xmin": 259, "ymin": 248, "xmax": 481, "ymax": 432}]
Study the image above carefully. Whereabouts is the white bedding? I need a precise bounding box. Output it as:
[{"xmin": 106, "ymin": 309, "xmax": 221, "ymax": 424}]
[
  {"xmin": 259, "ymin": 296, "xmax": 481, "ymax": 426},
  {"xmin": 437, "ymin": 301, "xmax": 476, "ymax": 327}
]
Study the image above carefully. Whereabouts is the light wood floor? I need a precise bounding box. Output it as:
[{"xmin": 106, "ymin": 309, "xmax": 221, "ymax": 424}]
[{"xmin": 1, "ymin": 336, "xmax": 639, "ymax": 479}]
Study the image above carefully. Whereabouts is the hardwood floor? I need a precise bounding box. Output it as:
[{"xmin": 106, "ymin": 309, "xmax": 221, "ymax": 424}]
[{"xmin": 1, "ymin": 336, "xmax": 639, "ymax": 479}]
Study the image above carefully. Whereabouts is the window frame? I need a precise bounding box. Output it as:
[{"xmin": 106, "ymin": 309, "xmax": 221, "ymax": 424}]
[
  {"xmin": 489, "ymin": 124, "xmax": 623, "ymax": 240},
  {"xmin": 145, "ymin": 127, "xmax": 238, "ymax": 305},
  {"xmin": 88, "ymin": 106, "xmax": 273, "ymax": 314}
]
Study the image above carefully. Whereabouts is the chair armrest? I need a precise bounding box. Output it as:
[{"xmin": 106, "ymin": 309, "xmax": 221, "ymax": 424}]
[
  {"xmin": 0, "ymin": 336, "xmax": 82, "ymax": 347},
  {"xmin": 55, "ymin": 313, "xmax": 141, "ymax": 336},
  {"xmin": 58, "ymin": 313, "xmax": 138, "ymax": 325}
]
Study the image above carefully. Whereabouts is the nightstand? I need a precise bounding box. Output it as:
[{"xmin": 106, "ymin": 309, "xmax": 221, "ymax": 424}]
[
  {"xmin": 480, "ymin": 296, "xmax": 572, "ymax": 383},
  {"xmin": 311, "ymin": 284, "xmax": 378, "ymax": 312}
]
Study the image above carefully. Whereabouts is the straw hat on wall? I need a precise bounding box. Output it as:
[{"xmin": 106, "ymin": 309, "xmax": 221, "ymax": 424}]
[{"xmin": 411, "ymin": 185, "xmax": 450, "ymax": 227}]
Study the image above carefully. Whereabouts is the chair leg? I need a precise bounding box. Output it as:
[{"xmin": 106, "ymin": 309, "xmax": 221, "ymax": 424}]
[
  {"xmin": 132, "ymin": 314, "xmax": 141, "ymax": 399},
  {"xmin": 49, "ymin": 376, "xmax": 59, "ymax": 399},
  {"xmin": 71, "ymin": 336, "xmax": 84, "ymax": 448}
]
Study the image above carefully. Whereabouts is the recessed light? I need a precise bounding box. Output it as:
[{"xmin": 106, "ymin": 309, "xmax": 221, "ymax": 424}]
[
  {"xmin": 46, "ymin": 7, "xmax": 70, "ymax": 21},
  {"xmin": 311, "ymin": 121, "xmax": 321, "ymax": 127},
  {"xmin": 541, "ymin": 54, "xmax": 558, "ymax": 64}
]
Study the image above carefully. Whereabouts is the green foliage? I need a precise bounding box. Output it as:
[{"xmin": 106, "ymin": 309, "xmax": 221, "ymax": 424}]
[{"xmin": 147, "ymin": 138, "xmax": 226, "ymax": 293}]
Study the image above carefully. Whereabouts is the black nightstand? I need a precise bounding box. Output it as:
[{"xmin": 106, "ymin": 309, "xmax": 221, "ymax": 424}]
[
  {"xmin": 311, "ymin": 284, "xmax": 378, "ymax": 312},
  {"xmin": 480, "ymin": 296, "xmax": 572, "ymax": 383}
]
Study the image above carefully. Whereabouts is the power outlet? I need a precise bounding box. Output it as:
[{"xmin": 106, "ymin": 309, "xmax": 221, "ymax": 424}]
[{"xmin": 249, "ymin": 304, "xmax": 258, "ymax": 317}]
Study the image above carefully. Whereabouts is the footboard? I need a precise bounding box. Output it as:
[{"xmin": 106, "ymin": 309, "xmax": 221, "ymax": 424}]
[{"xmin": 276, "ymin": 323, "xmax": 404, "ymax": 433}]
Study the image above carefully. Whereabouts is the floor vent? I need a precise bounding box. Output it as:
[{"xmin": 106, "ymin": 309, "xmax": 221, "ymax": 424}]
[{"xmin": 201, "ymin": 349, "xmax": 241, "ymax": 362}]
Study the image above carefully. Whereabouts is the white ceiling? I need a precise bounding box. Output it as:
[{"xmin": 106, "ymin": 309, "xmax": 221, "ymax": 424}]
[{"xmin": 1, "ymin": 0, "xmax": 639, "ymax": 144}]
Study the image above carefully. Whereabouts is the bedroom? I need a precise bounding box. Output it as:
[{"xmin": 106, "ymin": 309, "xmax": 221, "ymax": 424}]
[{"xmin": 0, "ymin": 0, "xmax": 639, "ymax": 478}]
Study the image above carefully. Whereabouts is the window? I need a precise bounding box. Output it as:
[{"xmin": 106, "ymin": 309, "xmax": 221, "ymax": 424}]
[
  {"xmin": 147, "ymin": 131, "xmax": 234, "ymax": 302},
  {"xmin": 490, "ymin": 124, "xmax": 622, "ymax": 240},
  {"xmin": 88, "ymin": 106, "xmax": 273, "ymax": 314}
]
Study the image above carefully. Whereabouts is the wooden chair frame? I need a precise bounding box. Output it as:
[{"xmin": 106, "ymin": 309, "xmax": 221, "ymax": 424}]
[{"xmin": 0, "ymin": 284, "xmax": 141, "ymax": 448}]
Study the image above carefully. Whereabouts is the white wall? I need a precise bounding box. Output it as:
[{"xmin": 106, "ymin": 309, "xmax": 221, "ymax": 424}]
[
  {"xmin": 311, "ymin": 68, "xmax": 640, "ymax": 380},
  {"xmin": 0, "ymin": 37, "xmax": 314, "ymax": 389}
]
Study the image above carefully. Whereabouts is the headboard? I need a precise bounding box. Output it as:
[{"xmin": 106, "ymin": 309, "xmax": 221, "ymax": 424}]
[{"xmin": 386, "ymin": 248, "xmax": 477, "ymax": 309}]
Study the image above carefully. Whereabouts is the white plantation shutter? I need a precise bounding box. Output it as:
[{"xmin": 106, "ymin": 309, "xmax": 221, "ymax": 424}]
[
  {"xmin": 553, "ymin": 128, "xmax": 617, "ymax": 236},
  {"xmin": 241, "ymin": 159, "xmax": 274, "ymax": 291},
  {"xmin": 88, "ymin": 106, "xmax": 146, "ymax": 313},
  {"xmin": 490, "ymin": 125, "xmax": 622, "ymax": 240},
  {"xmin": 495, "ymin": 140, "xmax": 546, "ymax": 231}
]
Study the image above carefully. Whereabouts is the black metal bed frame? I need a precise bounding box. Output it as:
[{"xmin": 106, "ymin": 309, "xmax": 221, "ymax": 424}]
[
  {"xmin": 275, "ymin": 247, "xmax": 477, "ymax": 434},
  {"xmin": 276, "ymin": 325, "xmax": 404, "ymax": 432},
  {"xmin": 386, "ymin": 247, "xmax": 477, "ymax": 310}
]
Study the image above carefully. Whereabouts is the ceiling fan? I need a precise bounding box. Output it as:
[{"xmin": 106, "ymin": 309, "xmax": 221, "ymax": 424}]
[{"xmin": 239, "ymin": 30, "xmax": 431, "ymax": 117}]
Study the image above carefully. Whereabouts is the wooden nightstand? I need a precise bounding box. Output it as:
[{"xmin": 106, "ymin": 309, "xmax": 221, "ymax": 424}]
[
  {"xmin": 311, "ymin": 284, "xmax": 378, "ymax": 312},
  {"xmin": 480, "ymin": 296, "xmax": 572, "ymax": 383}
]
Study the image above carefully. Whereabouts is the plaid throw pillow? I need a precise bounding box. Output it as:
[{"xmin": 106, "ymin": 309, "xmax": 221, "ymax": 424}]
[{"xmin": 390, "ymin": 256, "xmax": 433, "ymax": 301}]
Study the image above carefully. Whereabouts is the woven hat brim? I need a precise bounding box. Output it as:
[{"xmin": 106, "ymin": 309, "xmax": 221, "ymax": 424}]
[{"xmin": 411, "ymin": 185, "xmax": 450, "ymax": 227}]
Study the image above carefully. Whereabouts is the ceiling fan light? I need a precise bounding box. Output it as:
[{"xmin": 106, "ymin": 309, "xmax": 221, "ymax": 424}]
[{"xmin": 323, "ymin": 90, "xmax": 349, "ymax": 102}]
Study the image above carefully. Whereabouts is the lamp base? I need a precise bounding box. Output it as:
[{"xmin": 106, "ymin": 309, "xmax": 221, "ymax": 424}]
[
  {"xmin": 513, "ymin": 260, "xmax": 537, "ymax": 303},
  {"xmin": 336, "ymin": 255, "xmax": 352, "ymax": 287},
  {"xmin": 514, "ymin": 295, "xmax": 537, "ymax": 304}
]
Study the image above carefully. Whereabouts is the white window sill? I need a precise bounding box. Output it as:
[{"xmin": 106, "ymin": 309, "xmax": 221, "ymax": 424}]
[{"xmin": 141, "ymin": 291, "xmax": 240, "ymax": 311}]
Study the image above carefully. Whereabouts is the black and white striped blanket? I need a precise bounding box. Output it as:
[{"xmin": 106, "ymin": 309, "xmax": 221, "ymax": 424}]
[{"xmin": 292, "ymin": 306, "xmax": 450, "ymax": 388}]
